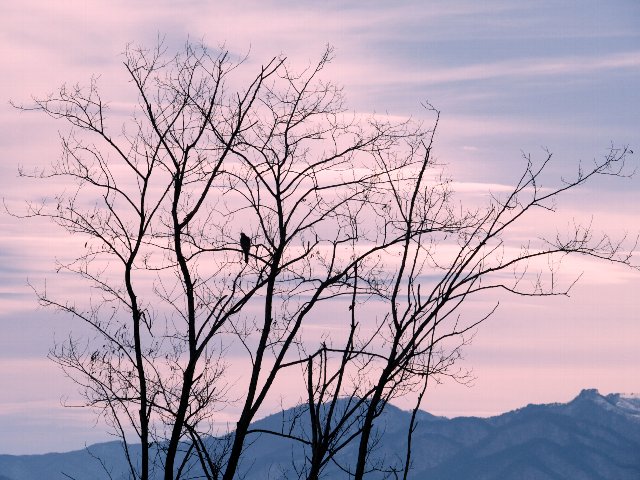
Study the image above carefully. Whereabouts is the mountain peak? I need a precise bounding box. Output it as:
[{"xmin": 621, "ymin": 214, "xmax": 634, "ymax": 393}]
[
  {"xmin": 576, "ymin": 388, "xmax": 601, "ymax": 399},
  {"xmin": 563, "ymin": 388, "xmax": 640, "ymax": 422},
  {"xmin": 566, "ymin": 388, "xmax": 606, "ymax": 409}
]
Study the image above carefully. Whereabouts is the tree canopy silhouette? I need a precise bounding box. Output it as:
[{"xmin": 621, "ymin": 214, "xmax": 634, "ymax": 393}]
[{"xmin": 12, "ymin": 40, "xmax": 637, "ymax": 480}]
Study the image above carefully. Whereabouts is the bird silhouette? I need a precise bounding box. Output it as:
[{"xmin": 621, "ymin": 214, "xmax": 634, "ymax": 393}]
[{"xmin": 240, "ymin": 232, "xmax": 251, "ymax": 263}]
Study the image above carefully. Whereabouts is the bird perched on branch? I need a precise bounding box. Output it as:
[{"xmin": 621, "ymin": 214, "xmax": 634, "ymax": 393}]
[{"xmin": 240, "ymin": 232, "xmax": 251, "ymax": 263}]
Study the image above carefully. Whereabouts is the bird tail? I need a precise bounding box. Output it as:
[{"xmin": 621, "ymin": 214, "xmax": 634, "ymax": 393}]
[{"xmin": 244, "ymin": 251, "xmax": 249, "ymax": 263}]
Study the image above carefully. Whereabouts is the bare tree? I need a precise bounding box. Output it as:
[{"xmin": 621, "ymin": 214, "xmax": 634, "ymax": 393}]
[{"xmin": 10, "ymin": 40, "xmax": 636, "ymax": 480}]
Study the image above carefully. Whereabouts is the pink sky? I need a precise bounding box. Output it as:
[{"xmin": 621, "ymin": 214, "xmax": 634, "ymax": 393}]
[{"xmin": 1, "ymin": 0, "xmax": 639, "ymax": 454}]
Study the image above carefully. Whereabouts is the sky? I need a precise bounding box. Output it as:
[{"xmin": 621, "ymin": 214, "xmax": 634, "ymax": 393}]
[{"xmin": 1, "ymin": 0, "xmax": 639, "ymax": 455}]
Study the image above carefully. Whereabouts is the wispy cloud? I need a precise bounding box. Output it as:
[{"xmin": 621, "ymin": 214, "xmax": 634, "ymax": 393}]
[{"xmin": 341, "ymin": 52, "xmax": 640, "ymax": 90}]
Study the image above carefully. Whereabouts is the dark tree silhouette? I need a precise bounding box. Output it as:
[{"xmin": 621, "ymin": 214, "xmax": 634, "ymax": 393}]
[{"xmin": 10, "ymin": 40, "xmax": 637, "ymax": 480}]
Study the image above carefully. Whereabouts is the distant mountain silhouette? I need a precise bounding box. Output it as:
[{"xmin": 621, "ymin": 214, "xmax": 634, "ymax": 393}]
[{"xmin": 1, "ymin": 389, "xmax": 638, "ymax": 479}]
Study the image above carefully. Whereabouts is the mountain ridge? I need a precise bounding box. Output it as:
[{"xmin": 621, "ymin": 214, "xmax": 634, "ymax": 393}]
[{"xmin": 1, "ymin": 389, "xmax": 638, "ymax": 480}]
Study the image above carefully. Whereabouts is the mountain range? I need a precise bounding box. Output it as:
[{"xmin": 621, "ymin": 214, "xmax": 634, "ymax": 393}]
[{"xmin": 0, "ymin": 389, "xmax": 638, "ymax": 479}]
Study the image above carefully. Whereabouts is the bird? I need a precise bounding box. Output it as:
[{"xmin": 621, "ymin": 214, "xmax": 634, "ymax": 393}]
[{"xmin": 240, "ymin": 232, "xmax": 251, "ymax": 263}]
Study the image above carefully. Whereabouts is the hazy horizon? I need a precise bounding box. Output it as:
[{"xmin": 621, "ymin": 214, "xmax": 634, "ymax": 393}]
[{"xmin": 1, "ymin": 387, "xmax": 635, "ymax": 457}]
